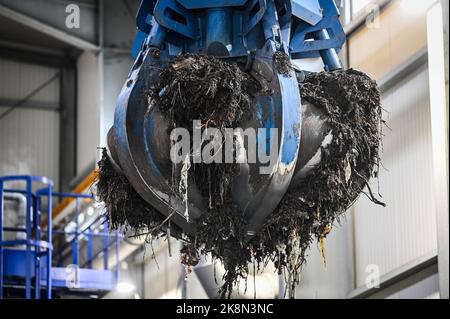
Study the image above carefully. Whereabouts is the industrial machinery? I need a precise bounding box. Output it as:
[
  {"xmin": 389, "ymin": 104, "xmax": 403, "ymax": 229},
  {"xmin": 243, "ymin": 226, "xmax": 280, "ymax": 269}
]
[
  {"xmin": 0, "ymin": 175, "xmax": 121, "ymax": 299},
  {"xmin": 107, "ymin": 0, "xmax": 346, "ymax": 236}
]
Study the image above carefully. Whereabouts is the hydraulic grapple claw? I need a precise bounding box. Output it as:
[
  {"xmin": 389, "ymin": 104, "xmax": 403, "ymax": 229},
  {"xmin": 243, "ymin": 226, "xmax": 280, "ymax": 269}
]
[{"xmin": 107, "ymin": 0, "xmax": 347, "ymax": 237}]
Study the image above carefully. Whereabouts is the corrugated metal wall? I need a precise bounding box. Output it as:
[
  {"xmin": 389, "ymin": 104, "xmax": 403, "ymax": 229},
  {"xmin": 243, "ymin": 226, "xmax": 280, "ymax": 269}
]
[
  {"xmin": 353, "ymin": 63, "xmax": 437, "ymax": 287},
  {"xmin": 348, "ymin": 0, "xmax": 439, "ymax": 289},
  {"xmin": 0, "ymin": 57, "xmax": 60, "ymax": 189}
]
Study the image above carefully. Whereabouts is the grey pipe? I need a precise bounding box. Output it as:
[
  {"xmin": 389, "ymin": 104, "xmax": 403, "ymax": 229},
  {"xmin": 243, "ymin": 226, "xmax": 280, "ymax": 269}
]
[{"xmin": 4, "ymin": 193, "xmax": 27, "ymax": 240}]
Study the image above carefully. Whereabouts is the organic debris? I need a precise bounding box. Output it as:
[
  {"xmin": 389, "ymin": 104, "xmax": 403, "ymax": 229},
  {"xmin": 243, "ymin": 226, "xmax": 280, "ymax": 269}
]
[
  {"xmin": 273, "ymin": 51, "xmax": 292, "ymax": 76},
  {"xmin": 155, "ymin": 53, "xmax": 261, "ymax": 132},
  {"xmin": 153, "ymin": 53, "xmax": 261, "ymax": 211},
  {"xmin": 248, "ymin": 69, "xmax": 384, "ymax": 297},
  {"xmin": 96, "ymin": 148, "xmax": 171, "ymax": 237},
  {"xmin": 153, "ymin": 54, "xmax": 261, "ymax": 298},
  {"xmin": 95, "ymin": 54, "xmax": 384, "ymax": 298}
]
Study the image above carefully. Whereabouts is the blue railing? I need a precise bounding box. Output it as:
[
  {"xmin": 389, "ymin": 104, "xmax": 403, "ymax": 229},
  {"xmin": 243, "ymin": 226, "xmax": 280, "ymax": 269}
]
[{"xmin": 0, "ymin": 175, "xmax": 121, "ymax": 299}]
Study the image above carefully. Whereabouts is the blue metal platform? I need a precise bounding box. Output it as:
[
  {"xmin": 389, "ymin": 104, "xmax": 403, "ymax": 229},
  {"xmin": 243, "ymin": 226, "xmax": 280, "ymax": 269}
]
[
  {"xmin": 2, "ymin": 249, "xmax": 116, "ymax": 291},
  {"xmin": 0, "ymin": 175, "xmax": 121, "ymax": 299}
]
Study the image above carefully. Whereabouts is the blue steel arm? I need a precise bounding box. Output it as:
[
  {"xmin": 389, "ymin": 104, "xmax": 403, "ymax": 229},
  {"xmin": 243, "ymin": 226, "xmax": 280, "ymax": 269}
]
[
  {"xmin": 132, "ymin": 0, "xmax": 345, "ymax": 68},
  {"xmin": 289, "ymin": 0, "xmax": 345, "ymax": 62}
]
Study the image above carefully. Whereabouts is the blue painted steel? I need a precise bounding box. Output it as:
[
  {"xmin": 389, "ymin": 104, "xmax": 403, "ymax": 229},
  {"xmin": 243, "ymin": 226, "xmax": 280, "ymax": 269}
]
[
  {"xmin": 276, "ymin": 0, "xmax": 293, "ymax": 46},
  {"xmin": 243, "ymin": 0, "xmax": 267, "ymax": 35},
  {"xmin": 132, "ymin": 30, "xmax": 148, "ymax": 59},
  {"xmin": 241, "ymin": 0, "xmax": 302, "ymax": 234},
  {"xmin": 290, "ymin": 0, "xmax": 345, "ymax": 59},
  {"xmin": 291, "ymin": 0, "xmax": 322, "ymax": 25},
  {"xmin": 153, "ymin": 0, "xmax": 198, "ymax": 39},
  {"xmin": 314, "ymin": 28, "xmax": 342, "ymax": 70},
  {"xmin": 1, "ymin": 176, "xmax": 122, "ymax": 299},
  {"xmin": 35, "ymin": 193, "xmax": 41, "ymax": 299},
  {"xmin": 2, "ymin": 249, "xmax": 45, "ymax": 278},
  {"xmin": 261, "ymin": 0, "xmax": 280, "ymax": 42},
  {"xmin": 177, "ymin": 0, "xmax": 248, "ymax": 9},
  {"xmin": 206, "ymin": 8, "xmax": 233, "ymax": 56},
  {"xmin": 2, "ymin": 249, "xmax": 117, "ymax": 291},
  {"xmin": 73, "ymin": 198, "xmax": 80, "ymax": 265},
  {"xmin": 110, "ymin": 0, "xmax": 346, "ymax": 237},
  {"xmin": 134, "ymin": 0, "xmax": 345, "ymax": 60},
  {"xmin": 50, "ymin": 268, "xmax": 116, "ymax": 291},
  {"xmin": 136, "ymin": 0, "xmax": 156, "ymax": 33},
  {"xmin": 112, "ymin": 51, "xmax": 201, "ymax": 235},
  {"xmin": 25, "ymin": 178, "xmax": 31, "ymax": 299},
  {"xmin": 87, "ymin": 226, "xmax": 93, "ymax": 269},
  {"xmin": 146, "ymin": 17, "xmax": 167, "ymax": 48},
  {"xmin": 0, "ymin": 175, "xmax": 53, "ymax": 299}
]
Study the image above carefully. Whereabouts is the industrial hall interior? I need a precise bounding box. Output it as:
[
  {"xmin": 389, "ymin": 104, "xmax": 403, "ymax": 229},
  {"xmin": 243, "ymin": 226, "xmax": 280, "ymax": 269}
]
[{"xmin": 0, "ymin": 0, "xmax": 448, "ymax": 300}]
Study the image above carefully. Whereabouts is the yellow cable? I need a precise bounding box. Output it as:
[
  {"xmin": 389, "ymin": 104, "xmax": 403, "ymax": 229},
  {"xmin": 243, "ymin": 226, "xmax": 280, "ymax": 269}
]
[{"xmin": 320, "ymin": 236, "xmax": 327, "ymax": 270}]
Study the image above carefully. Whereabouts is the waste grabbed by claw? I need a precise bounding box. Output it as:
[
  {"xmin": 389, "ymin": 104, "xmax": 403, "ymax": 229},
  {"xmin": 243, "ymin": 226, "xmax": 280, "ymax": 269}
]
[{"xmin": 96, "ymin": 55, "xmax": 385, "ymax": 298}]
